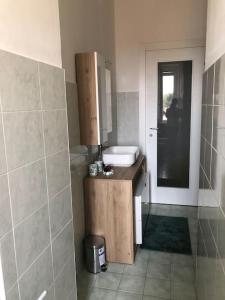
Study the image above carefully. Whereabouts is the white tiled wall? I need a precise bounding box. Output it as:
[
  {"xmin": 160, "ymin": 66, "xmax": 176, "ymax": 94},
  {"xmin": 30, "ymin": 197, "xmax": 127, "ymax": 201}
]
[{"xmin": 0, "ymin": 50, "xmax": 76, "ymax": 300}]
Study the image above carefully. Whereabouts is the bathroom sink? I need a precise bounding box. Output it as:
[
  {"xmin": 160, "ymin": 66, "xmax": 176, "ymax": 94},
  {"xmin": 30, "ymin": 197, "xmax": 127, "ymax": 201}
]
[{"xmin": 103, "ymin": 146, "xmax": 139, "ymax": 167}]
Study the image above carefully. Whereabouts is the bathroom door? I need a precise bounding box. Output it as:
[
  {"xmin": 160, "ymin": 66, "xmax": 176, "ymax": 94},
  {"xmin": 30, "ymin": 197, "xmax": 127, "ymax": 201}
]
[{"xmin": 146, "ymin": 47, "xmax": 204, "ymax": 206}]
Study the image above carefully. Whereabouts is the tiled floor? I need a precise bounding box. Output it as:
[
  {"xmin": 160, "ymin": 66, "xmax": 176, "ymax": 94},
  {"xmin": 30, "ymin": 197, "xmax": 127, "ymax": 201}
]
[{"xmin": 77, "ymin": 204, "xmax": 198, "ymax": 300}]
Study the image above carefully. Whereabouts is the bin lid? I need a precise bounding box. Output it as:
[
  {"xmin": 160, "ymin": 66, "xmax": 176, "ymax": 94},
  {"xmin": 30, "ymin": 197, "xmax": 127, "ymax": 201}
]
[{"xmin": 85, "ymin": 235, "xmax": 105, "ymax": 248}]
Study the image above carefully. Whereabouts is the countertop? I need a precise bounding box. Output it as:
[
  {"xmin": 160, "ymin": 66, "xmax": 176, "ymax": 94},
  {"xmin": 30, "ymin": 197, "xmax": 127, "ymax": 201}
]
[{"xmin": 86, "ymin": 154, "xmax": 145, "ymax": 181}]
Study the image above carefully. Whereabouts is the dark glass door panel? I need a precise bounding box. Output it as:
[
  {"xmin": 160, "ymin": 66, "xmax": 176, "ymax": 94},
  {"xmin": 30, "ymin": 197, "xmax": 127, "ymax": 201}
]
[{"xmin": 157, "ymin": 61, "xmax": 192, "ymax": 188}]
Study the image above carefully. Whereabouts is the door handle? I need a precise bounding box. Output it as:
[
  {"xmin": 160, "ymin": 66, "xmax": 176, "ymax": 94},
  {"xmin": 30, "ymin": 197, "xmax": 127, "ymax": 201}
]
[{"xmin": 150, "ymin": 128, "xmax": 159, "ymax": 130}]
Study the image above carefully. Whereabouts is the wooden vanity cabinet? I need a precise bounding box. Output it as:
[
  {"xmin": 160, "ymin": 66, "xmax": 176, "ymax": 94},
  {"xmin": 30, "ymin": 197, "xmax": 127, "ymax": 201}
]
[
  {"xmin": 84, "ymin": 155, "xmax": 146, "ymax": 264},
  {"xmin": 75, "ymin": 52, "xmax": 111, "ymax": 145}
]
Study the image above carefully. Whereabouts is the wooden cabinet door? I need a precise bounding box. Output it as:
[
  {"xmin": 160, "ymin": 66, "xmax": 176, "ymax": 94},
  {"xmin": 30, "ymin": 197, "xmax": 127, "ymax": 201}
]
[
  {"xmin": 106, "ymin": 181, "xmax": 134, "ymax": 263},
  {"xmin": 84, "ymin": 179, "xmax": 107, "ymax": 237},
  {"xmin": 84, "ymin": 179, "xmax": 134, "ymax": 264}
]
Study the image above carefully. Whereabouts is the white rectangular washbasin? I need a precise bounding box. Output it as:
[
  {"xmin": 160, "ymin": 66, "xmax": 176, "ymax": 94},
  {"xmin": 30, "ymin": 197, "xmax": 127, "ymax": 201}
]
[{"xmin": 103, "ymin": 146, "xmax": 139, "ymax": 167}]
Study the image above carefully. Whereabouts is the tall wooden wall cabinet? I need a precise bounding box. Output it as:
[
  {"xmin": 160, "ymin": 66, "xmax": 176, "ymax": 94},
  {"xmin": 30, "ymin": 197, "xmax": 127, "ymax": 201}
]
[{"xmin": 75, "ymin": 52, "xmax": 112, "ymax": 145}]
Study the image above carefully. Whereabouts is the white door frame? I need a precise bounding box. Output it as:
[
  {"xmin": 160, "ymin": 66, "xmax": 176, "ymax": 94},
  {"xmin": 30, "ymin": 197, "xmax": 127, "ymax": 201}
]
[{"xmin": 139, "ymin": 42, "xmax": 205, "ymax": 206}]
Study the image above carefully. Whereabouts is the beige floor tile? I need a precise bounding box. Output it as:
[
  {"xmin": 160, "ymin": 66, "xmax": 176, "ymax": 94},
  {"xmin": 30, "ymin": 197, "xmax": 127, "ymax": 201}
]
[
  {"xmin": 149, "ymin": 251, "xmax": 172, "ymax": 265},
  {"xmin": 116, "ymin": 291, "xmax": 143, "ymax": 300},
  {"xmin": 143, "ymin": 296, "xmax": 166, "ymax": 300},
  {"xmin": 118, "ymin": 274, "xmax": 145, "ymax": 294},
  {"xmin": 77, "ymin": 270, "xmax": 97, "ymax": 289},
  {"xmin": 107, "ymin": 263, "xmax": 125, "ymax": 274},
  {"xmin": 147, "ymin": 262, "xmax": 171, "ymax": 280},
  {"xmin": 136, "ymin": 248, "xmax": 151, "ymax": 262},
  {"xmin": 172, "ymin": 265, "xmax": 195, "ymax": 283},
  {"xmin": 124, "ymin": 257, "xmax": 148, "ymax": 276},
  {"xmin": 144, "ymin": 278, "xmax": 171, "ymax": 299},
  {"xmin": 94, "ymin": 272, "xmax": 122, "ymax": 290},
  {"xmin": 172, "ymin": 282, "xmax": 196, "ymax": 300},
  {"xmin": 172, "ymin": 254, "xmax": 194, "ymax": 267},
  {"xmin": 84, "ymin": 287, "xmax": 117, "ymax": 300}
]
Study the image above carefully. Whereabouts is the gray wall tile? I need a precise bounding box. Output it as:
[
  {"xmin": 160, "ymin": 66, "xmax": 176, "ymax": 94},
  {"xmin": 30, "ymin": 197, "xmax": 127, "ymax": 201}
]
[
  {"xmin": 117, "ymin": 92, "xmax": 126, "ymax": 143},
  {"xmin": 45, "ymin": 286, "xmax": 55, "ymax": 300},
  {"xmin": 117, "ymin": 91, "xmax": 139, "ymax": 146},
  {"xmin": 212, "ymin": 106, "xmax": 219, "ymax": 150},
  {"xmin": 39, "ymin": 63, "xmax": 66, "ymax": 110},
  {"xmin": 1, "ymin": 232, "xmax": 17, "ymax": 292},
  {"xmin": 49, "ymin": 186, "xmax": 72, "ymax": 238},
  {"xmin": 68, "ymin": 289, "xmax": 77, "ymax": 300},
  {"xmin": 9, "ymin": 159, "xmax": 48, "ymax": 225},
  {"xmin": 0, "ymin": 115, "xmax": 7, "ymax": 175},
  {"xmin": 3, "ymin": 112, "xmax": 44, "ymax": 171},
  {"xmin": 198, "ymin": 54, "xmax": 225, "ymax": 300},
  {"xmin": 200, "ymin": 137, "xmax": 205, "ymax": 169},
  {"xmin": 206, "ymin": 106, "xmax": 213, "ymax": 144},
  {"xmin": 46, "ymin": 150, "xmax": 70, "ymax": 199},
  {"xmin": 52, "ymin": 221, "xmax": 74, "ymax": 277},
  {"xmin": 43, "ymin": 110, "xmax": 68, "ymax": 156},
  {"xmin": 6, "ymin": 283, "xmax": 20, "ymax": 300},
  {"xmin": 108, "ymin": 92, "xmax": 118, "ymax": 145},
  {"xmin": 199, "ymin": 167, "xmax": 204, "ymax": 189},
  {"xmin": 0, "ymin": 50, "xmax": 76, "ymax": 299},
  {"xmin": 201, "ymin": 105, "xmax": 207, "ymax": 139},
  {"xmin": 66, "ymin": 82, "xmax": 80, "ymax": 149},
  {"xmin": 211, "ymin": 148, "xmax": 217, "ymax": 189},
  {"xmin": 206, "ymin": 65, "xmax": 214, "ymax": 105},
  {"xmin": 54, "ymin": 255, "xmax": 76, "ymax": 300},
  {"xmin": 71, "ymin": 168, "xmax": 86, "ymax": 273},
  {"xmin": 0, "ymin": 175, "xmax": 12, "ymax": 238},
  {"xmin": 220, "ymin": 160, "xmax": 225, "ymax": 213},
  {"xmin": 218, "ymin": 106, "xmax": 225, "ymax": 157},
  {"xmin": 204, "ymin": 142, "xmax": 211, "ymax": 182},
  {"xmin": 0, "ymin": 50, "xmax": 40, "ymax": 112},
  {"xmin": 14, "ymin": 205, "xmax": 50, "ymax": 275},
  {"xmin": 202, "ymin": 72, "xmax": 207, "ymax": 105},
  {"xmin": 19, "ymin": 247, "xmax": 53, "ymax": 300},
  {"xmin": 214, "ymin": 54, "xmax": 225, "ymax": 106}
]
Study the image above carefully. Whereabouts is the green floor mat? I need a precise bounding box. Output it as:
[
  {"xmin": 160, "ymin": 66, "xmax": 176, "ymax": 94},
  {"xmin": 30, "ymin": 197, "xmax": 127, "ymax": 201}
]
[{"xmin": 141, "ymin": 214, "xmax": 192, "ymax": 255}]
